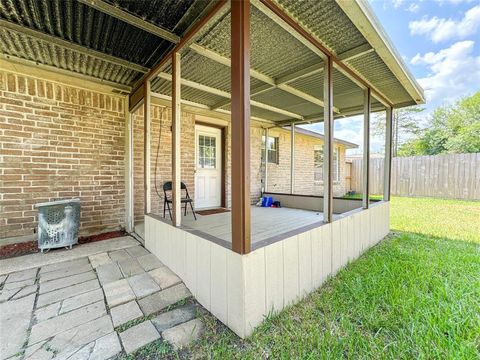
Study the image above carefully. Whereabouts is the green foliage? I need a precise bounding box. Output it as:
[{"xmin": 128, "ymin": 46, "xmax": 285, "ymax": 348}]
[{"xmin": 398, "ymin": 91, "xmax": 480, "ymax": 156}]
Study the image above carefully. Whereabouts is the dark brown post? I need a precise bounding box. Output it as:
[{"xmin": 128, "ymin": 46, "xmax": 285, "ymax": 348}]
[
  {"xmin": 362, "ymin": 88, "xmax": 371, "ymax": 209},
  {"xmin": 383, "ymin": 106, "xmax": 393, "ymax": 201},
  {"xmin": 231, "ymin": 0, "xmax": 251, "ymax": 254},
  {"xmin": 323, "ymin": 56, "xmax": 333, "ymax": 223}
]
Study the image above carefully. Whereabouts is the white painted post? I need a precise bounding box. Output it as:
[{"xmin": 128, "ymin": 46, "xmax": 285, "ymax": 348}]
[
  {"xmin": 172, "ymin": 52, "xmax": 182, "ymax": 226},
  {"xmin": 125, "ymin": 100, "xmax": 134, "ymax": 232},
  {"xmin": 290, "ymin": 122, "xmax": 295, "ymax": 194},
  {"xmin": 323, "ymin": 56, "xmax": 333, "ymax": 223},
  {"xmin": 144, "ymin": 81, "xmax": 151, "ymax": 214},
  {"xmin": 264, "ymin": 127, "xmax": 269, "ymax": 193}
]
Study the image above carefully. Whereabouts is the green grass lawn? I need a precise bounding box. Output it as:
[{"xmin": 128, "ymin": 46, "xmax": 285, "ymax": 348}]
[{"xmin": 182, "ymin": 197, "xmax": 480, "ymax": 359}]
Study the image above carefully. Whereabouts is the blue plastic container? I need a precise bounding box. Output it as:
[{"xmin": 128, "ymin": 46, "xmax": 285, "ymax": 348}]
[{"xmin": 261, "ymin": 196, "xmax": 273, "ymax": 207}]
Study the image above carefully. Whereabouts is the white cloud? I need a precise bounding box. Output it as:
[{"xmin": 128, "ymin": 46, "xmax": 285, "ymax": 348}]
[
  {"xmin": 407, "ymin": 3, "xmax": 420, "ymax": 13},
  {"xmin": 409, "ymin": 5, "xmax": 480, "ymax": 42},
  {"xmin": 410, "ymin": 41, "xmax": 480, "ymax": 107}
]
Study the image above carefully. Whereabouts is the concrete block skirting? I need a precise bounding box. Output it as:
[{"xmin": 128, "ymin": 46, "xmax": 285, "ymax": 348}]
[{"xmin": 145, "ymin": 201, "xmax": 390, "ymax": 338}]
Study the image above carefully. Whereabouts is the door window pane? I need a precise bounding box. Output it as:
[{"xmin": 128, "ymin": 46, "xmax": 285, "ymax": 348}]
[{"xmin": 198, "ymin": 135, "xmax": 217, "ymax": 169}]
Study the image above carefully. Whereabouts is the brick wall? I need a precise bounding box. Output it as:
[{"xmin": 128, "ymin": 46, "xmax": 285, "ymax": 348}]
[
  {"xmin": 261, "ymin": 127, "xmax": 347, "ymax": 197},
  {"xmin": 132, "ymin": 105, "xmax": 195, "ymax": 222},
  {"xmin": 0, "ymin": 71, "xmax": 126, "ymax": 240}
]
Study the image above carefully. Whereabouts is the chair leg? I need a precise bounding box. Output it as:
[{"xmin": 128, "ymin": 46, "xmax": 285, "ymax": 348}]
[
  {"xmin": 163, "ymin": 200, "xmax": 166, "ymax": 218},
  {"xmin": 166, "ymin": 202, "xmax": 172, "ymax": 221},
  {"xmin": 184, "ymin": 203, "xmax": 187, "ymax": 216},
  {"xmin": 190, "ymin": 202, "xmax": 197, "ymax": 220}
]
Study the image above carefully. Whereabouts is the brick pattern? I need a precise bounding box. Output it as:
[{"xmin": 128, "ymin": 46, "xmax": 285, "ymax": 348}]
[
  {"xmin": 132, "ymin": 106, "xmax": 195, "ymax": 223},
  {"xmin": 0, "ymin": 71, "xmax": 126, "ymax": 240}
]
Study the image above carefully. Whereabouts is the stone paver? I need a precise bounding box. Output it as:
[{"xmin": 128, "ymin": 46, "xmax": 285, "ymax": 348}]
[
  {"xmin": 0, "ymin": 237, "xmax": 205, "ymax": 360},
  {"xmin": 60, "ymin": 288, "xmax": 104, "ymax": 314},
  {"xmin": 3, "ymin": 277, "xmax": 36, "ymax": 290},
  {"xmin": 127, "ymin": 273, "xmax": 160, "ymax": 298},
  {"xmin": 40, "ymin": 258, "xmax": 89, "ymax": 274},
  {"xmin": 138, "ymin": 283, "xmax": 191, "ymax": 316},
  {"xmin": 66, "ymin": 332, "xmax": 121, "ymax": 360},
  {"xmin": 96, "ymin": 262, "xmax": 123, "ymax": 285},
  {"xmin": 148, "ymin": 266, "xmax": 181, "ymax": 289},
  {"xmin": 11, "ymin": 284, "xmax": 38, "ymax": 300},
  {"xmin": 108, "ymin": 249, "xmax": 131, "ymax": 262},
  {"xmin": 118, "ymin": 258, "xmax": 144, "ymax": 278},
  {"xmin": 37, "ymin": 279, "xmax": 100, "ymax": 307},
  {"xmin": 125, "ymin": 245, "xmax": 149, "ymax": 258},
  {"xmin": 40, "ymin": 262, "xmax": 92, "ymax": 283},
  {"xmin": 29, "ymin": 300, "xmax": 107, "ymax": 345},
  {"xmin": 5, "ymin": 267, "xmax": 37, "ymax": 283},
  {"xmin": 43, "ymin": 315, "xmax": 114, "ymax": 359},
  {"xmin": 162, "ymin": 318, "xmax": 204, "ymax": 350},
  {"xmin": 88, "ymin": 252, "xmax": 112, "ymax": 269},
  {"xmin": 0, "ymin": 293, "xmax": 35, "ymax": 360},
  {"xmin": 119, "ymin": 321, "xmax": 160, "ymax": 354},
  {"xmin": 39, "ymin": 271, "xmax": 96, "ymax": 294},
  {"xmin": 110, "ymin": 301, "xmax": 143, "ymax": 328},
  {"xmin": 138, "ymin": 254, "xmax": 164, "ymax": 271},
  {"xmin": 103, "ymin": 279, "xmax": 135, "ymax": 308},
  {"xmin": 151, "ymin": 304, "xmax": 197, "ymax": 332}
]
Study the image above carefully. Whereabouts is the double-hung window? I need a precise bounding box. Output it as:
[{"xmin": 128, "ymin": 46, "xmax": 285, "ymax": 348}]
[{"xmin": 261, "ymin": 136, "xmax": 279, "ymax": 164}]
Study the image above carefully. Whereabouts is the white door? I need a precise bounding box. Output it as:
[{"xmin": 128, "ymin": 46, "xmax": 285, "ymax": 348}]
[{"xmin": 195, "ymin": 125, "xmax": 222, "ymax": 209}]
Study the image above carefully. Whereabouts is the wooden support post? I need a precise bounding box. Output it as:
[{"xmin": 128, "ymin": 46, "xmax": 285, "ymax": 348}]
[
  {"xmin": 144, "ymin": 81, "xmax": 151, "ymax": 214},
  {"xmin": 383, "ymin": 106, "xmax": 393, "ymax": 201},
  {"xmin": 323, "ymin": 56, "xmax": 333, "ymax": 223},
  {"xmin": 125, "ymin": 101, "xmax": 134, "ymax": 232},
  {"xmin": 290, "ymin": 122, "xmax": 295, "ymax": 194},
  {"xmin": 172, "ymin": 52, "xmax": 182, "ymax": 226},
  {"xmin": 264, "ymin": 127, "xmax": 269, "ymax": 193},
  {"xmin": 231, "ymin": 0, "xmax": 251, "ymax": 254},
  {"xmin": 362, "ymin": 88, "xmax": 371, "ymax": 209}
]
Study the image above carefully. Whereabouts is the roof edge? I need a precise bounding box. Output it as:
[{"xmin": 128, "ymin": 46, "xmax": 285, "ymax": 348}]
[
  {"xmin": 335, "ymin": 0, "xmax": 425, "ymax": 106},
  {"xmin": 283, "ymin": 126, "xmax": 359, "ymax": 149}
]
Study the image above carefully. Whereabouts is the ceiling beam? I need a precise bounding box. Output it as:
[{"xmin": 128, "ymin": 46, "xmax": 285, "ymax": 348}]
[
  {"xmin": 210, "ymin": 83, "xmax": 276, "ymax": 110},
  {"xmin": 157, "ymin": 72, "xmax": 303, "ymax": 120},
  {"xmin": 0, "ymin": 53, "xmax": 132, "ymax": 92},
  {"xmin": 76, "ymin": 0, "xmax": 180, "ymax": 44},
  {"xmin": 1, "ymin": 19, "xmax": 148, "ymax": 73},
  {"xmin": 189, "ymin": 44, "xmax": 339, "ymax": 113},
  {"xmin": 339, "ymin": 43, "xmax": 374, "ymax": 62},
  {"xmin": 151, "ymin": 92, "xmax": 272, "ymax": 124}
]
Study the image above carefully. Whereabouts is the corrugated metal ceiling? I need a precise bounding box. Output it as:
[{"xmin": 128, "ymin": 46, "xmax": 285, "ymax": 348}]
[{"xmin": 0, "ymin": 0, "xmax": 421, "ymax": 124}]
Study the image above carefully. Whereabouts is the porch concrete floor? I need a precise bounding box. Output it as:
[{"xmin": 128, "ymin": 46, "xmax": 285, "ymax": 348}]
[
  {"xmin": 182, "ymin": 206, "xmax": 326, "ymax": 246},
  {"xmin": 0, "ymin": 237, "xmax": 205, "ymax": 359}
]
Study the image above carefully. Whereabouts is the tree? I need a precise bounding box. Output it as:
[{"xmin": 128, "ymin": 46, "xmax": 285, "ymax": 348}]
[
  {"xmin": 398, "ymin": 91, "xmax": 480, "ymax": 156},
  {"xmin": 372, "ymin": 106, "xmax": 424, "ymax": 156}
]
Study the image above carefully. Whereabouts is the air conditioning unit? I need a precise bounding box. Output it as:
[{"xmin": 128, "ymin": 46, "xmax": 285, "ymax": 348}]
[{"xmin": 35, "ymin": 199, "xmax": 81, "ymax": 252}]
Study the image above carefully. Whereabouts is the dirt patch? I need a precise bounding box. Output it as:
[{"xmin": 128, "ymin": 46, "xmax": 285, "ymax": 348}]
[{"xmin": 0, "ymin": 230, "xmax": 127, "ymax": 260}]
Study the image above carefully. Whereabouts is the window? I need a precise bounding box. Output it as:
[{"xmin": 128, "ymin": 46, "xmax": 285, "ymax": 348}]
[
  {"xmin": 314, "ymin": 145, "xmax": 340, "ymax": 182},
  {"xmin": 198, "ymin": 134, "xmax": 216, "ymax": 169},
  {"xmin": 261, "ymin": 136, "xmax": 279, "ymax": 164}
]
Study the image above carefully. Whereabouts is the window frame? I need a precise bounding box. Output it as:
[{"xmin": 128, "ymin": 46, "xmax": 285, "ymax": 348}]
[{"xmin": 261, "ymin": 135, "xmax": 279, "ymax": 164}]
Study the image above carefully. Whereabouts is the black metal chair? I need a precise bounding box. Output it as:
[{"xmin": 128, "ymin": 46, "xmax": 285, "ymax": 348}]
[{"xmin": 163, "ymin": 181, "xmax": 197, "ymax": 221}]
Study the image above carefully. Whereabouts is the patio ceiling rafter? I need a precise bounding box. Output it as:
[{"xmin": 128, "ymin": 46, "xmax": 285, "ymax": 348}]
[
  {"xmin": 0, "ymin": 53, "xmax": 132, "ymax": 92},
  {"xmin": 254, "ymin": 0, "xmax": 394, "ymax": 108},
  {"xmin": 0, "ymin": 19, "xmax": 148, "ymax": 73},
  {"xmin": 190, "ymin": 44, "xmax": 340, "ymax": 113},
  {"xmin": 75, "ymin": 0, "xmax": 180, "ymax": 44},
  {"xmin": 157, "ymin": 72, "xmax": 304, "ymax": 120}
]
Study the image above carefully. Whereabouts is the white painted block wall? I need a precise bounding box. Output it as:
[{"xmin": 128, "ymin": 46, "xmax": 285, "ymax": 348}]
[{"xmin": 145, "ymin": 201, "xmax": 390, "ymax": 338}]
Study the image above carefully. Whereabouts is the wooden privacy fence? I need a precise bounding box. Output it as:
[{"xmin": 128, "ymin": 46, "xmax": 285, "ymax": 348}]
[{"xmin": 350, "ymin": 153, "xmax": 480, "ymax": 200}]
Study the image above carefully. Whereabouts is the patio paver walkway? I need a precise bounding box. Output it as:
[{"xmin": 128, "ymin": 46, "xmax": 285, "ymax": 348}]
[{"xmin": 0, "ymin": 237, "xmax": 205, "ymax": 359}]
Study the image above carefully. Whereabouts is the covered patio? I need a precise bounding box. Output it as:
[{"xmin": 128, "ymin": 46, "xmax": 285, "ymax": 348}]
[{"xmin": 0, "ymin": 0, "xmax": 424, "ymax": 340}]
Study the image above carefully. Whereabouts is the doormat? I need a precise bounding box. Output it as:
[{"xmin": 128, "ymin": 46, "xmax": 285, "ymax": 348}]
[{"xmin": 196, "ymin": 208, "xmax": 230, "ymax": 216}]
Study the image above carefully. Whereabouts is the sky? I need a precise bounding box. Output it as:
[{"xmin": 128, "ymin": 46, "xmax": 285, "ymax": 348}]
[{"xmin": 303, "ymin": 0, "xmax": 480, "ymax": 154}]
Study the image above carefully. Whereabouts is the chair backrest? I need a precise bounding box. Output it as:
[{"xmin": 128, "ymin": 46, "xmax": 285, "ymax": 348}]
[{"xmin": 163, "ymin": 181, "xmax": 188, "ymax": 193}]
